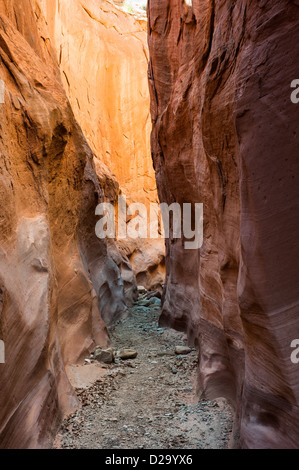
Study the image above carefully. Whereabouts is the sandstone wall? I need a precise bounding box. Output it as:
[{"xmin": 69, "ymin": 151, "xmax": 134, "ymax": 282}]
[
  {"xmin": 35, "ymin": 0, "xmax": 165, "ymax": 292},
  {"xmin": 0, "ymin": 0, "xmax": 128, "ymax": 448},
  {"xmin": 148, "ymin": 0, "xmax": 299, "ymax": 448},
  {"xmin": 36, "ymin": 0, "xmax": 155, "ymax": 207}
]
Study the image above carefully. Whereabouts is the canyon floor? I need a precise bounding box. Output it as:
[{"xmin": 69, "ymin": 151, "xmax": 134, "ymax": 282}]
[{"xmin": 54, "ymin": 297, "xmax": 233, "ymax": 449}]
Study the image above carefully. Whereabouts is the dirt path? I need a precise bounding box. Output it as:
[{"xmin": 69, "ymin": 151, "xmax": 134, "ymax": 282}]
[{"xmin": 54, "ymin": 298, "xmax": 233, "ymax": 449}]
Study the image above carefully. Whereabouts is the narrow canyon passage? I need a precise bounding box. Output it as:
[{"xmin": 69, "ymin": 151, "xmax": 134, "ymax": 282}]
[
  {"xmin": 0, "ymin": 0, "xmax": 299, "ymax": 450},
  {"xmin": 54, "ymin": 292, "xmax": 233, "ymax": 449}
]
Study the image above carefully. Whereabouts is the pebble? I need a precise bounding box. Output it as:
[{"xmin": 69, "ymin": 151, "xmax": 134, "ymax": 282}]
[
  {"xmin": 93, "ymin": 348, "xmax": 114, "ymax": 364},
  {"xmin": 118, "ymin": 349, "xmax": 138, "ymax": 360},
  {"xmin": 175, "ymin": 346, "xmax": 192, "ymax": 355},
  {"xmin": 137, "ymin": 286, "xmax": 147, "ymax": 294}
]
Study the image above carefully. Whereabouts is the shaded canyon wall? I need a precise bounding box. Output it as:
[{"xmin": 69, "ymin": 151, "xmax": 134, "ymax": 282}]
[{"xmin": 148, "ymin": 0, "xmax": 299, "ymax": 448}]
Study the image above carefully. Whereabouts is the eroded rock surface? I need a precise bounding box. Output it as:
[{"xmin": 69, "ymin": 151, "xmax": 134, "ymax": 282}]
[
  {"xmin": 35, "ymin": 0, "xmax": 165, "ymax": 292},
  {"xmin": 148, "ymin": 0, "xmax": 299, "ymax": 449},
  {"xmin": 36, "ymin": 0, "xmax": 154, "ymax": 206},
  {"xmin": 0, "ymin": 0, "xmax": 128, "ymax": 448}
]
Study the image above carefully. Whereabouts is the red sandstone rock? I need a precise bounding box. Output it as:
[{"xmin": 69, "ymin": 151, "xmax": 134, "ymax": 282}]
[
  {"xmin": 0, "ymin": 0, "xmax": 129, "ymax": 448},
  {"xmin": 148, "ymin": 0, "xmax": 299, "ymax": 449}
]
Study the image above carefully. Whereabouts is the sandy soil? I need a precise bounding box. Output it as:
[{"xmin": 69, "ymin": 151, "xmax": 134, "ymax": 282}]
[{"xmin": 54, "ymin": 298, "xmax": 233, "ymax": 449}]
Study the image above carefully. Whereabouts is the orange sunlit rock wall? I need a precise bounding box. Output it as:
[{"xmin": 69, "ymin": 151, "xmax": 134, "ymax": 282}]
[
  {"xmin": 35, "ymin": 0, "xmax": 165, "ymax": 292},
  {"xmin": 36, "ymin": 0, "xmax": 155, "ymax": 207}
]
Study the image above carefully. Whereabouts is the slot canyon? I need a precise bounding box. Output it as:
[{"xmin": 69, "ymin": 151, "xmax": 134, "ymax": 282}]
[{"xmin": 0, "ymin": 0, "xmax": 298, "ymax": 451}]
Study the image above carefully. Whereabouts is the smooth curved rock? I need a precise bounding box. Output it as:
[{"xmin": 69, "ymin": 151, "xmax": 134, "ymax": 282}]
[
  {"xmin": 0, "ymin": 0, "xmax": 127, "ymax": 448},
  {"xmin": 36, "ymin": 0, "xmax": 155, "ymax": 208},
  {"xmin": 148, "ymin": 0, "xmax": 299, "ymax": 449},
  {"xmin": 35, "ymin": 0, "xmax": 165, "ymax": 292}
]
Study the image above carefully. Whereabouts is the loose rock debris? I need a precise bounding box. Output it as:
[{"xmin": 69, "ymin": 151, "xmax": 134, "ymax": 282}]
[{"xmin": 54, "ymin": 294, "xmax": 233, "ymax": 449}]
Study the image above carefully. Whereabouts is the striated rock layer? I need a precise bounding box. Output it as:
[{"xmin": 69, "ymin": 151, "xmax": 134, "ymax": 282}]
[
  {"xmin": 148, "ymin": 0, "xmax": 299, "ymax": 448},
  {"xmin": 36, "ymin": 0, "xmax": 154, "ymax": 207},
  {"xmin": 0, "ymin": 0, "xmax": 128, "ymax": 448},
  {"xmin": 36, "ymin": 0, "xmax": 165, "ymax": 292}
]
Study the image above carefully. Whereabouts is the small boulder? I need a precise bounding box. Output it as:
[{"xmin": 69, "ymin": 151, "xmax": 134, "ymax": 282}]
[
  {"xmin": 118, "ymin": 349, "xmax": 138, "ymax": 360},
  {"xmin": 175, "ymin": 346, "xmax": 192, "ymax": 356},
  {"xmin": 93, "ymin": 348, "xmax": 114, "ymax": 364},
  {"xmin": 137, "ymin": 286, "xmax": 147, "ymax": 295},
  {"xmin": 148, "ymin": 297, "xmax": 162, "ymax": 306}
]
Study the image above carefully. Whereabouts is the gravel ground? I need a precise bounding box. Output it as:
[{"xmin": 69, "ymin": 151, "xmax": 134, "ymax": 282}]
[{"xmin": 54, "ymin": 297, "xmax": 233, "ymax": 449}]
